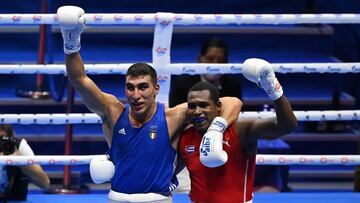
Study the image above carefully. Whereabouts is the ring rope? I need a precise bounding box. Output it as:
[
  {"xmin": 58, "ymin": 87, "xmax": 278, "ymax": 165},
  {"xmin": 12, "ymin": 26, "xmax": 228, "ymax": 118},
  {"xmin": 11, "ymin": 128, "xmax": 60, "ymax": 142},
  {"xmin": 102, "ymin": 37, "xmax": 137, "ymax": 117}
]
[
  {"xmin": 1, "ymin": 13, "xmax": 358, "ymax": 169},
  {"xmin": 0, "ymin": 155, "xmax": 104, "ymax": 166},
  {"xmin": 256, "ymin": 155, "xmax": 360, "ymax": 165},
  {"xmin": 1, "ymin": 13, "xmax": 360, "ymax": 25},
  {"xmin": 1, "ymin": 154, "xmax": 359, "ymax": 166},
  {"xmin": 0, "ymin": 63, "xmax": 359, "ymax": 74},
  {"xmin": 0, "ymin": 110, "xmax": 358, "ymax": 125}
]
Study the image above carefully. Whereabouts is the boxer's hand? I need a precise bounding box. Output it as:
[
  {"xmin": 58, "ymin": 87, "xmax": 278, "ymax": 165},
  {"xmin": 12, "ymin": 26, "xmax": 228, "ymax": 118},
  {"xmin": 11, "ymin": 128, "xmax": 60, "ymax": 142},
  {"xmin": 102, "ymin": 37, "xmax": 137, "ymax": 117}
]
[
  {"xmin": 57, "ymin": 6, "xmax": 85, "ymax": 55},
  {"xmin": 243, "ymin": 58, "xmax": 283, "ymax": 100},
  {"xmin": 200, "ymin": 117, "xmax": 228, "ymax": 168},
  {"xmin": 89, "ymin": 155, "xmax": 115, "ymax": 184}
]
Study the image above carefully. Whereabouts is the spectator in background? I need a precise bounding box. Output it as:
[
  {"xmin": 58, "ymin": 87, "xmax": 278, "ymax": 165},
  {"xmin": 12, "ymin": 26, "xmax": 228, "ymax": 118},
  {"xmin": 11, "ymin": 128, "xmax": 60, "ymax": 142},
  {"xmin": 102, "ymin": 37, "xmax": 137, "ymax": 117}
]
[
  {"xmin": 169, "ymin": 38, "xmax": 242, "ymax": 107},
  {"xmin": 0, "ymin": 124, "xmax": 50, "ymax": 201}
]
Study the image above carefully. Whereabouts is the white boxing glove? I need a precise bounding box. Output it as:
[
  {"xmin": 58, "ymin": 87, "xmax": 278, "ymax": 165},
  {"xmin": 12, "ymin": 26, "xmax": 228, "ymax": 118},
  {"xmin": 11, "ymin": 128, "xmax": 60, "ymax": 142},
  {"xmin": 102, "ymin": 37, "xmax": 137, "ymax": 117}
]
[
  {"xmin": 90, "ymin": 155, "xmax": 115, "ymax": 184},
  {"xmin": 243, "ymin": 58, "xmax": 283, "ymax": 100},
  {"xmin": 199, "ymin": 117, "xmax": 228, "ymax": 168},
  {"xmin": 57, "ymin": 6, "xmax": 85, "ymax": 55}
]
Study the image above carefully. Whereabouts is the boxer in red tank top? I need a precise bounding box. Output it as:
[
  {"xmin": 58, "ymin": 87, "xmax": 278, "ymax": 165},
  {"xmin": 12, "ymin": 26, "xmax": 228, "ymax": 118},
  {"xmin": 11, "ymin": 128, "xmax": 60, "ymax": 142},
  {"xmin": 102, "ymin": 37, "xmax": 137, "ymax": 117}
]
[
  {"xmin": 176, "ymin": 66, "xmax": 297, "ymax": 203},
  {"xmin": 179, "ymin": 125, "xmax": 256, "ymax": 202}
]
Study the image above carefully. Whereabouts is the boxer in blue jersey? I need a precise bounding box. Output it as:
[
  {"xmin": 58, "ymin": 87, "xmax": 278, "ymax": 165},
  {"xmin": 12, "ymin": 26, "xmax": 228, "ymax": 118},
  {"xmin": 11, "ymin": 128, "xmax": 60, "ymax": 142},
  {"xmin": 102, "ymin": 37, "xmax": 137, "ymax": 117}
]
[{"xmin": 58, "ymin": 6, "xmax": 242, "ymax": 203}]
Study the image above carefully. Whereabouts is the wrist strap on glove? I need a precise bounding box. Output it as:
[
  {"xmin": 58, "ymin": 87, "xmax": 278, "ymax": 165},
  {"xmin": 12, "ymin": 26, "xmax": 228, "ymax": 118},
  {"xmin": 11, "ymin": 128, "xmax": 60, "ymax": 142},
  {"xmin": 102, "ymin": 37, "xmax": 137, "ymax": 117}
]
[
  {"xmin": 62, "ymin": 18, "xmax": 85, "ymax": 55},
  {"xmin": 207, "ymin": 116, "xmax": 228, "ymax": 134},
  {"xmin": 259, "ymin": 70, "xmax": 283, "ymax": 100}
]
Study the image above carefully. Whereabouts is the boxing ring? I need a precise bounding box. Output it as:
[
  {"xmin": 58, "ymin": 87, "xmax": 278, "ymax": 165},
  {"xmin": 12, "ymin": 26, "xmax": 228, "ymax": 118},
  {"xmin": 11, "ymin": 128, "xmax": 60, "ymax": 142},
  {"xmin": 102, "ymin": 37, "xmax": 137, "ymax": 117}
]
[
  {"xmin": 2, "ymin": 193, "xmax": 360, "ymax": 203},
  {"xmin": 0, "ymin": 11, "xmax": 360, "ymax": 203}
]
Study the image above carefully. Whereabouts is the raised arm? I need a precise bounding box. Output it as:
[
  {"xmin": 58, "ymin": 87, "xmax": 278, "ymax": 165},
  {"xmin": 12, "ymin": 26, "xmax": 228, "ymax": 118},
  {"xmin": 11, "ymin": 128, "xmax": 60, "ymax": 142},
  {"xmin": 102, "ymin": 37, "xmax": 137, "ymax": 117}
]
[
  {"xmin": 58, "ymin": 6, "xmax": 123, "ymax": 119},
  {"xmin": 219, "ymin": 97, "xmax": 243, "ymax": 125},
  {"xmin": 66, "ymin": 53, "xmax": 117, "ymax": 118},
  {"xmin": 245, "ymin": 96, "xmax": 297, "ymax": 139},
  {"xmin": 241, "ymin": 58, "xmax": 297, "ymax": 140}
]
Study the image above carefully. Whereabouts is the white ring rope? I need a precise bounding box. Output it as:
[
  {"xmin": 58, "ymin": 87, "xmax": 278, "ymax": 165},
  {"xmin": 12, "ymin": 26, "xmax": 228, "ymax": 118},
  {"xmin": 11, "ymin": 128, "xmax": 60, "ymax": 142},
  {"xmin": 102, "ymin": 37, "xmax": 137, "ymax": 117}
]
[
  {"xmin": 1, "ymin": 154, "xmax": 359, "ymax": 166},
  {"xmin": 1, "ymin": 13, "xmax": 360, "ymax": 25},
  {"xmin": 0, "ymin": 110, "xmax": 358, "ymax": 125},
  {"xmin": 2, "ymin": 12, "xmax": 357, "ymax": 170},
  {"xmin": 256, "ymin": 155, "xmax": 360, "ymax": 165},
  {"xmin": 0, "ymin": 155, "xmax": 104, "ymax": 166},
  {"xmin": 0, "ymin": 63, "xmax": 359, "ymax": 74},
  {"xmin": 243, "ymin": 110, "xmax": 359, "ymax": 121}
]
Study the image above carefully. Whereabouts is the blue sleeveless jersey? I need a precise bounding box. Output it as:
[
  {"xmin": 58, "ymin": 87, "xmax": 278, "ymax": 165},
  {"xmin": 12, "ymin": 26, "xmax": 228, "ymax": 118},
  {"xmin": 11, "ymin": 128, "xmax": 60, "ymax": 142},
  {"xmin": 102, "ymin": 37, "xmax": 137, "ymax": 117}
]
[{"xmin": 108, "ymin": 103, "xmax": 178, "ymax": 194}]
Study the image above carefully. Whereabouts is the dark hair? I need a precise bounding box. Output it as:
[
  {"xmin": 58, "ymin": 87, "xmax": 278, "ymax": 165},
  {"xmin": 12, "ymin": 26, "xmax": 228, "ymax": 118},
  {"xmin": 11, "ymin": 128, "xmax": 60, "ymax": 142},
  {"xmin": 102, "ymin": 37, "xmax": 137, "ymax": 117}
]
[
  {"xmin": 200, "ymin": 38, "xmax": 228, "ymax": 63},
  {"xmin": 0, "ymin": 124, "xmax": 15, "ymax": 137},
  {"xmin": 188, "ymin": 82, "xmax": 220, "ymax": 103},
  {"xmin": 126, "ymin": 63, "xmax": 158, "ymax": 85}
]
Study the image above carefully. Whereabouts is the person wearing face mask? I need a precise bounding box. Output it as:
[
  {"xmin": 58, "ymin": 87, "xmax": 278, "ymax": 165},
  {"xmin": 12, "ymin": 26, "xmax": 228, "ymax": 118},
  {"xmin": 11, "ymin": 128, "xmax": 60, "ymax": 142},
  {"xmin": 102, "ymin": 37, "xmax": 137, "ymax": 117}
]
[
  {"xmin": 0, "ymin": 124, "xmax": 50, "ymax": 201},
  {"xmin": 169, "ymin": 38, "xmax": 242, "ymax": 107},
  {"xmin": 176, "ymin": 58, "xmax": 297, "ymax": 203}
]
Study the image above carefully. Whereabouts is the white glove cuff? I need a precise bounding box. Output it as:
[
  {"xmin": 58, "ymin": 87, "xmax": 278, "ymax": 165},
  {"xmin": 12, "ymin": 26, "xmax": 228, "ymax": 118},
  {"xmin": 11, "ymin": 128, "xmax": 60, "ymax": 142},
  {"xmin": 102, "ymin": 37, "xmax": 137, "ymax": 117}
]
[
  {"xmin": 262, "ymin": 77, "xmax": 283, "ymax": 100},
  {"xmin": 62, "ymin": 29, "xmax": 82, "ymax": 55},
  {"xmin": 61, "ymin": 16, "xmax": 85, "ymax": 55},
  {"xmin": 207, "ymin": 117, "xmax": 228, "ymax": 134},
  {"xmin": 64, "ymin": 40, "xmax": 81, "ymax": 55},
  {"xmin": 18, "ymin": 139, "xmax": 35, "ymax": 156}
]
